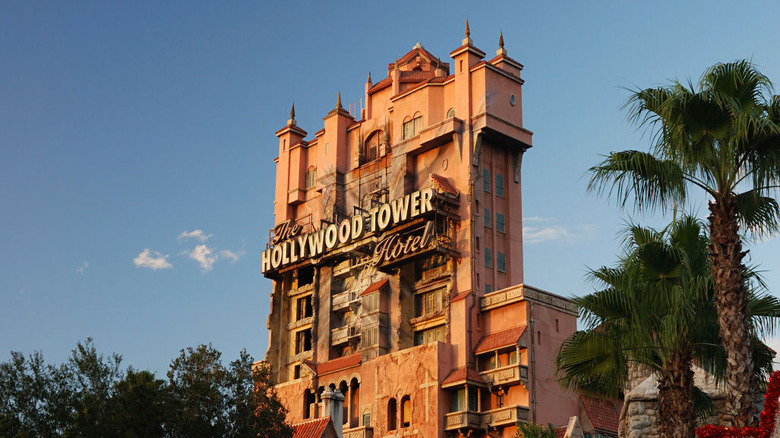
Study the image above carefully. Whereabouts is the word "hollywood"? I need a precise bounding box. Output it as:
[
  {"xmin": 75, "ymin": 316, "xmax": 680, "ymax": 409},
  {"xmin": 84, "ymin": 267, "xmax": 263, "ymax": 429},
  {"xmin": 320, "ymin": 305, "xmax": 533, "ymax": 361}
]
[{"xmin": 261, "ymin": 188, "xmax": 435, "ymax": 274}]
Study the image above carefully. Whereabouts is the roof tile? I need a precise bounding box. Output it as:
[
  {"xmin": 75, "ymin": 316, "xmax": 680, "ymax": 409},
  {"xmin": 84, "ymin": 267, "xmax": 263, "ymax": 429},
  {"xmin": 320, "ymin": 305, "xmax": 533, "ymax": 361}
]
[
  {"xmin": 361, "ymin": 278, "xmax": 388, "ymax": 296},
  {"xmin": 317, "ymin": 353, "xmax": 361, "ymax": 375},
  {"xmin": 292, "ymin": 417, "xmax": 334, "ymax": 438},
  {"xmin": 430, "ymin": 174, "xmax": 458, "ymax": 196},
  {"xmin": 442, "ymin": 366, "xmax": 486, "ymax": 386},
  {"xmin": 580, "ymin": 396, "xmax": 619, "ymax": 433},
  {"xmin": 474, "ymin": 325, "xmax": 526, "ymax": 354}
]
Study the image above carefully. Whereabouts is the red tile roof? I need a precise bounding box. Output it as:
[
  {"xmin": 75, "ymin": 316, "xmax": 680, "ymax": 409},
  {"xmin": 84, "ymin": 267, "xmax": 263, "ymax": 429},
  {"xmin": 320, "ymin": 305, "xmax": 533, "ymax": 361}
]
[
  {"xmin": 292, "ymin": 417, "xmax": 335, "ymax": 438},
  {"xmin": 441, "ymin": 366, "xmax": 486, "ymax": 387},
  {"xmin": 555, "ymin": 426, "xmax": 568, "ymax": 438},
  {"xmin": 399, "ymin": 70, "xmax": 436, "ymax": 82},
  {"xmin": 474, "ymin": 325, "xmax": 526, "ymax": 354},
  {"xmin": 317, "ymin": 353, "xmax": 361, "ymax": 376},
  {"xmin": 430, "ymin": 174, "xmax": 458, "ymax": 196},
  {"xmin": 450, "ymin": 291, "xmax": 470, "ymax": 303},
  {"xmin": 361, "ymin": 278, "xmax": 388, "ymax": 296},
  {"xmin": 580, "ymin": 396, "xmax": 619, "ymax": 433},
  {"xmin": 368, "ymin": 77, "xmax": 392, "ymax": 94}
]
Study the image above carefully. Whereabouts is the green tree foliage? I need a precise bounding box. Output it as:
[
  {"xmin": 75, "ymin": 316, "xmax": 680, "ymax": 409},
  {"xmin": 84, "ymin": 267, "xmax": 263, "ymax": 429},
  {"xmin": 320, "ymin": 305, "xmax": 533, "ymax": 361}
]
[
  {"xmin": 588, "ymin": 60, "xmax": 780, "ymax": 427},
  {"xmin": 513, "ymin": 422, "xmax": 558, "ymax": 438},
  {"xmin": 556, "ymin": 217, "xmax": 780, "ymax": 437},
  {"xmin": 0, "ymin": 340, "xmax": 293, "ymax": 438}
]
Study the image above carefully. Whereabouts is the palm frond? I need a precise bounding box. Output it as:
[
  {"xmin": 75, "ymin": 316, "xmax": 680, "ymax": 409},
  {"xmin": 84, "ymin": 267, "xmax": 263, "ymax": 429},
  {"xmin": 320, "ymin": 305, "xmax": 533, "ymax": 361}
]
[{"xmin": 588, "ymin": 151, "xmax": 688, "ymax": 211}]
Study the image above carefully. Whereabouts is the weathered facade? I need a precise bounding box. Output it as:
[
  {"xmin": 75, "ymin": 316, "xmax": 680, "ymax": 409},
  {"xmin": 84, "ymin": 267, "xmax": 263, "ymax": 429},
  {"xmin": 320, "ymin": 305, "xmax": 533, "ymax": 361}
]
[{"xmin": 262, "ymin": 26, "xmax": 582, "ymax": 438}]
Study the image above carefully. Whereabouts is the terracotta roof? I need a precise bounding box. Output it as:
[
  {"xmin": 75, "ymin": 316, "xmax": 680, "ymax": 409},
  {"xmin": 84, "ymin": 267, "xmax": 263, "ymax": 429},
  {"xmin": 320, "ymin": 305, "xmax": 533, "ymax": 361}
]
[
  {"xmin": 450, "ymin": 291, "xmax": 470, "ymax": 303},
  {"xmin": 317, "ymin": 353, "xmax": 361, "ymax": 375},
  {"xmin": 442, "ymin": 366, "xmax": 486, "ymax": 387},
  {"xmin": 292, "ymin": 417, "xmax": 335, "ymax": 438},
  {"xmin": 580, "ymin": 396, "xmax": 619, "ymax": 433},
  {"xmin": 430, "ymin": 174, "xmax": 458, "ymax": 196},
  {"xmin": 361, "ymin": 278, "xmax": 389, "ymax": 296},
  {"xmin": 368, "ymin": 77, "xmax": 392, "ymax": 94},
  {"xmin": 474, "ymin": 325, "xmax": 526, "ymax": 354},
  {"xmin": 399, "ymin": 70, "xmax": 436, "ymax": 82},
  {"xmin": 555, "ymin": 426, "xmax": 568, "ymax": 438}
]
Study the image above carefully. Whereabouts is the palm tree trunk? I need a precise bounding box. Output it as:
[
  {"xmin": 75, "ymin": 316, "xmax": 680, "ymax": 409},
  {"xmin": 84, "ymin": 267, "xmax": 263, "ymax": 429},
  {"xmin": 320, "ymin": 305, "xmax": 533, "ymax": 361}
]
[
  {"xmin": 657, "ymin": 348, "xmax": 695, "ymax": 438},
  {"xmin": 709, "ymin": 197, "xmax": 755, "ymax": 427}
]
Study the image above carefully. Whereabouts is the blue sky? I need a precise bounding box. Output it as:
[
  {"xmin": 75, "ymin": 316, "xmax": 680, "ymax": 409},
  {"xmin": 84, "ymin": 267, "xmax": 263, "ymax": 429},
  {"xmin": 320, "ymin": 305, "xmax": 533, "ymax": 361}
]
[{"xmin": 2, "ymin": 1, "xmax": 780, "ymax": 374}]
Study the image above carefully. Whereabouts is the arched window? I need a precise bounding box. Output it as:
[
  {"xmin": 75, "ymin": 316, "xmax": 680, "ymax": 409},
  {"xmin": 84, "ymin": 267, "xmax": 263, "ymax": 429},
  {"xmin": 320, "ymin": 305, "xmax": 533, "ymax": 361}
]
[
  {"xmin": 350, "ymin": 378, "xmax": 360, "ymax": 428},
  {"xmin": 339, "ymin": 381, "xmax": 349, "ymax": 425},
  {"xmin": 364, "ymin": 131, "xmax": 382, "ymax": 161},
  {"xmin": 306, "ymin": 166, "xmax": 317, "ymax": 188},
  {"xmin": 388, "ymin": 398, "xmax": 397, "ymax": 430},
  {"xmin": 446, "ymin": 108, "xmax": 456, "ymax": 119},
  {"xmin": 401, "ymin": 395, "xmax": 411, "ymax": 427},
  {"xmin": 403, "ymin": 114, "xmax": 423, "ymax": 139},
  {"xmin": 495, "ymin": 173, "xmax": 504, "ymax": 197}
]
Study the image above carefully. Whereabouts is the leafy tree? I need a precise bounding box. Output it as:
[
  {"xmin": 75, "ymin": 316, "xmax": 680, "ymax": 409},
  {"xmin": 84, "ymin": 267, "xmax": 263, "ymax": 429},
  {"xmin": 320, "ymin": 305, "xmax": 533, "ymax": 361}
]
[
  {"xmin": 250, "ymin": 360, "xmax": 293, "ymax": 438},
  {"xmin": 108, "ymin": 369, "xmax": 169, "ymax": 438},
  {"xmin": 166, "ymin": 344, "xmax": 229, "ymax": 437},
  {"xmin": 513, "ymin": 422, "xmax": 557, "ymax": 438},
  {"xmin": 556, "ymin": 217, "xmax": 780, "ymax": 437},
  {"xmin": 588, "ymin": 60, "xmax": 780, "ymax": 427}
]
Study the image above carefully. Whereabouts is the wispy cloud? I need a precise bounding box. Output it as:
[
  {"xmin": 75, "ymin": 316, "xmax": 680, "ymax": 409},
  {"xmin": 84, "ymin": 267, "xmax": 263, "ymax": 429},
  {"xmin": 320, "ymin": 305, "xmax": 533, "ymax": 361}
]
[
  {"xmin": 177, "ymin": 229, "xmax": 212, "ymax": 243},
  {"xmin": 76, "ymin": 261, "xmax": 89, "ymax": 274},
  {"xmin": 188, "ymin": 244, "xmax": 218, "ymax": 271},
  {"xmin": 523, "ymin": 219, "xmax": 597, "ymax": 245},
  {"xmin": 134, "ymin": 249, "xmax": 173, "ymax": 270},
  {"xmin": 219, "ymin": 249, "xmax": 242, "ymax": 262}
]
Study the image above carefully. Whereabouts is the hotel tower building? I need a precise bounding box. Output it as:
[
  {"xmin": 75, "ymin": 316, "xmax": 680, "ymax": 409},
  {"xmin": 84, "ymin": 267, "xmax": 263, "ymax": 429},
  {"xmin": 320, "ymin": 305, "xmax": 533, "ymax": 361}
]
[{"xmin": 261, "ymin": 26, "xmax": 587, "ymax": 438}]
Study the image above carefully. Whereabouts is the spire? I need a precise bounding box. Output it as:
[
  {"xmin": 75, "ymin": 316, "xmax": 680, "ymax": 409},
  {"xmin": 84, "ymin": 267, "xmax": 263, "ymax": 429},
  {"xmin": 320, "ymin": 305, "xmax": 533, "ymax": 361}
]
[
  {"xmin": 287, "ymin": 102, "xmax": 296, "ymax": 126},
  {"xmin": 394, "ymin": 58, "xmax": 399, "ymax": 71},
  {"xmin": 462, "ymin": 20, "xmax": 473, "ymax": 46},
  {"xmin": 496, "ymin": 30, "xmax": 507, "ymax": 56},
  {"xmin": 367, "ymin": 71, "xmax": 372, "ymax": 84},
  {"xmin": 337, "ymin": 91, "xmax": 342, "ymax": 109}
]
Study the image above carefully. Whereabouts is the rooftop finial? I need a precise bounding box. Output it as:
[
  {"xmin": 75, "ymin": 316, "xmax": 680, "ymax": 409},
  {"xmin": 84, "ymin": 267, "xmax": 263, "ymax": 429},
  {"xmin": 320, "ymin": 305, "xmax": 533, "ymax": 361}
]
[
  {"xmin": 367, "ymin": 71, "xmax": 372, "ymax": 84},
  {"xmin": 462, "ymin": 20, "xmax": 473, "ymax": 45},
  {"xmin": 290, "ymin": 102, "xmax": 295, "ymax": 120},
  {"xmin": 496, "ymin": 30, "xmax": 507, "ymax": 56},
  {"xmin": 337, "ymin": 92, "xmax": 342, "ymax": 108},
  {"xmin": 394, "ymin": 58, "xmax": 399, "ymax": 71}
]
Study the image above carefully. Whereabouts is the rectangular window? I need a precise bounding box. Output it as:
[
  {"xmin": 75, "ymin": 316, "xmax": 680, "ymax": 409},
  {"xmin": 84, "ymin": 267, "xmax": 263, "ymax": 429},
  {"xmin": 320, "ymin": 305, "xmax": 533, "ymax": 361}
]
[
  {"xmin": 296, "ymin": 296, "xmax": 313, "ymax": 320},
  {"xmin": 363, "ymin": 413, "xmax": 371, "ymax": 427},
  {"xmin": 496, "ymin": 213, "xmax": 505, "ymax": 233},
  {"xmin": 484, "ymin": 208, "xmax": 491, "ymax": 228},
  {"xmin": 497, "ymin": 252, "xmax": 506, "ymax": 273},
  {"xmin": 452, "ymin": 389, "xmax": 465, "ymax": 412},
  {"xmin": 415, "ymin": 288, "xmax": 444, "ymax": 318},
  {"xmin": 414, "ymin": 326, "xmax": 445, "ymax": 346},
  {"xmin": 485, "ymin": 248, "xmax": 492, "ymax": 268},
  {"xmin": 495, "ymin": 174, "xmax": 504, "ymax": 197},
  {"xmin": 403, "ymin": 116, "xmax": 423, "ymax": 139},
  {"xmin": 295, "ymin": 329, "xmax": 311, "ymax": 354},
  {"xmin": 483, "ymin": 168, "xmax": 491, "ymax": 192},
  {"xmin": 485, "ymin": 284, "xmax": 493, "ymax": 294},
  {"xmin": 306, "ymin": 169, "xmax": 317, "ymax": 188}
]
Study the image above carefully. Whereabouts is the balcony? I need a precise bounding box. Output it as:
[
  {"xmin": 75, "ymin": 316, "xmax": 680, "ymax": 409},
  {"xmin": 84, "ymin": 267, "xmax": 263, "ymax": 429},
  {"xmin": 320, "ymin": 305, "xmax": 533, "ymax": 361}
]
[
  {"xmin": 444, "ymin": 411, "xmax": 482, "ymax": 431},
  {"xmin": 331, "ymin": 324, "xmax": 360, "ymax": 346},
  {"xmin": 286, "ymin": 316, "xmax": 313, "ymax": 331},
  {"xmin": 343, "ymin": 426, "xmax": 373, "ymax": 438},
  {"xmin": 333, "ymin": 290, "xmax": 360, "ymax": 312},
  {"xmin": 480, "ymin": 405, "xmax": 530, "ymax": 428},
  {"xmin": 479, "ymin": 364, "xmax": 528, "ymax": 387}
]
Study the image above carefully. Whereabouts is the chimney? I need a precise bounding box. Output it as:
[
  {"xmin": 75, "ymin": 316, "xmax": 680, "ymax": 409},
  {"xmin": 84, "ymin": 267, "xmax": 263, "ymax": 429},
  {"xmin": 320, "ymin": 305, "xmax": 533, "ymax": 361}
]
[{"xmin": 321, "ymin": 387, "xmax": 345, "ymax": 438}]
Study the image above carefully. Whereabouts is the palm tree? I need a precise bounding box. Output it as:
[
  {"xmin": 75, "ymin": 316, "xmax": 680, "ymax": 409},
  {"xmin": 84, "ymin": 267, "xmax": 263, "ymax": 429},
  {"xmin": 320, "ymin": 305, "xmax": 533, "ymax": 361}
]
[
  {"xmin": 556, "ymin": 217, "xmax": 779, "ymax": 438},
  {"xmin": 588, "ymin": 61, "xmax": 780, "ymax": 427}
]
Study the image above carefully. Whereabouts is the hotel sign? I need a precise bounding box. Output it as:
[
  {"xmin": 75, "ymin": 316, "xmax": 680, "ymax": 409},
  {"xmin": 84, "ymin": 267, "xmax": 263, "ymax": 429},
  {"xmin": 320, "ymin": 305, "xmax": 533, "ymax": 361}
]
[{"xmin": 261, "ymin": 188, "xmax": 436, "ymax": 275}]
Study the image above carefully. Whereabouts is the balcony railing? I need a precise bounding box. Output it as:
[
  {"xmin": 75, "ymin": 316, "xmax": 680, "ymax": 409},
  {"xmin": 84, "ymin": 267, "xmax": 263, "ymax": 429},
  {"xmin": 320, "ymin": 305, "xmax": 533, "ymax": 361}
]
[
  {"xmin": 479, "ymin": 364, "xmax": 528, "ymax": 387},
  {"xmin": 444, "ymin": 411, "xmax": 482, "ymax": 431},
  {"xmin": 331, "ymin": 324, "xmax": 360, "ymax": 346},
  {"xmin": 333, "ymin": 290, "xmax": 360, "ymax": 312},
  {"xmin": 343, "ymin": 426, "xmax": 373, "ymax": 438},
  {"xmin": 445, "ymin": 405, "xmax": 530, "ymax": 431},
  {"xmin": 480, "ymin": 405, "xmax": 530, "ymax": 428}
]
